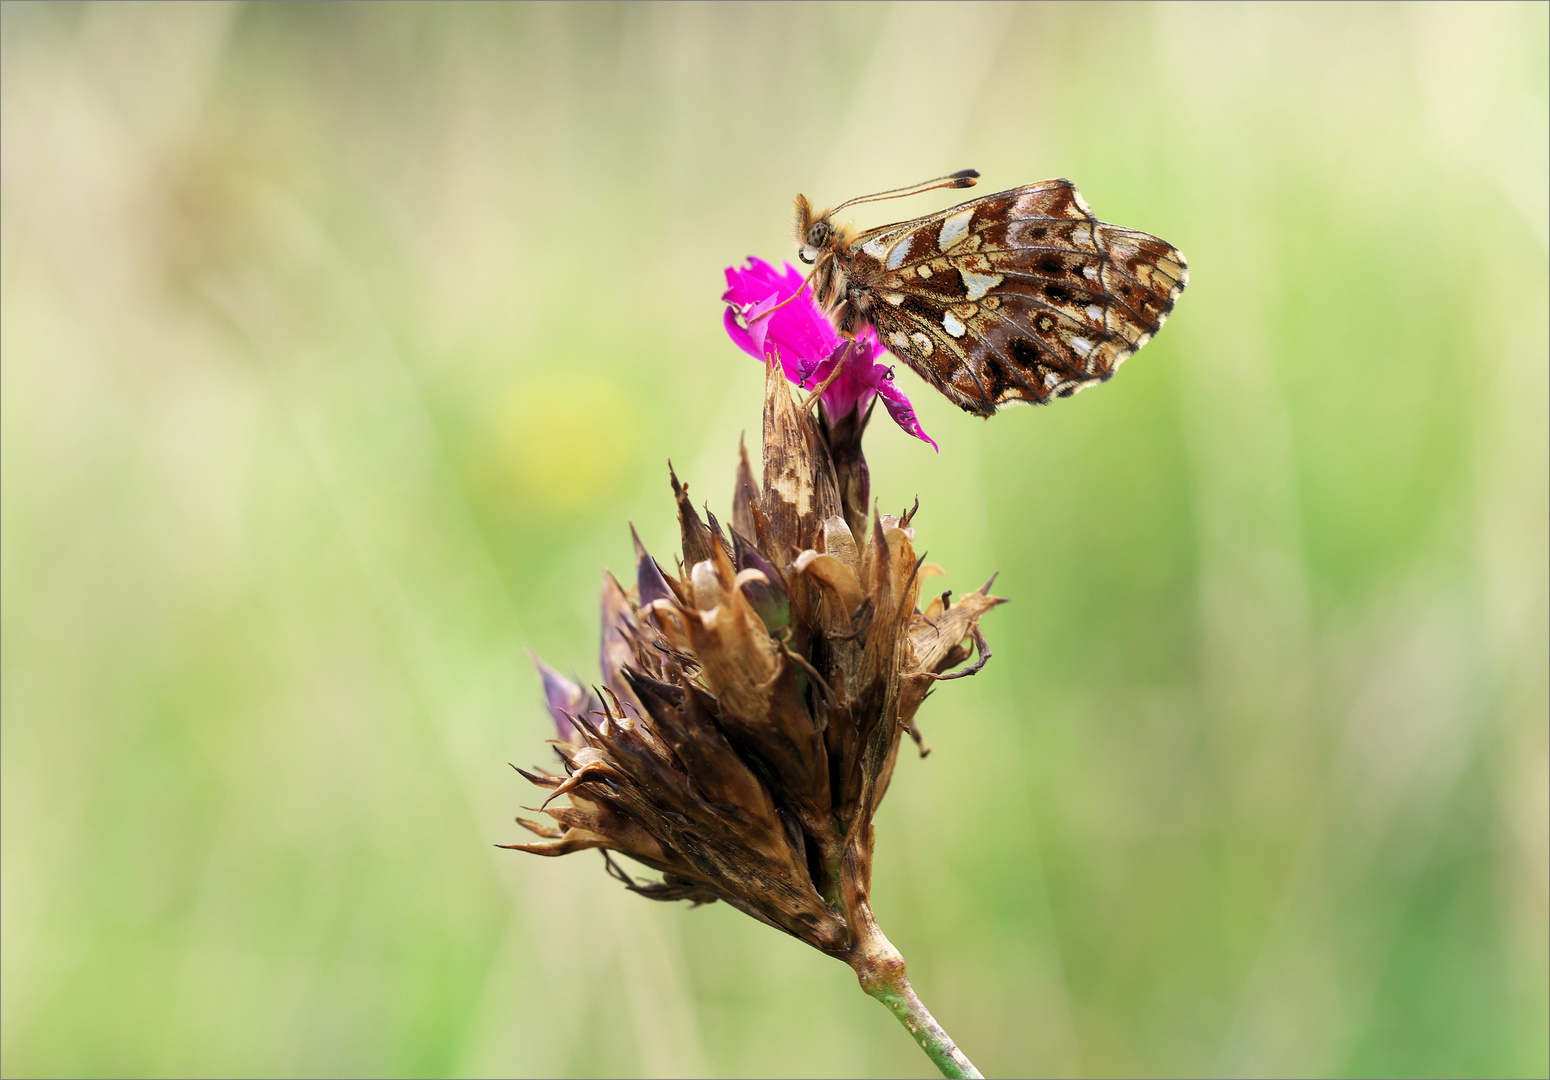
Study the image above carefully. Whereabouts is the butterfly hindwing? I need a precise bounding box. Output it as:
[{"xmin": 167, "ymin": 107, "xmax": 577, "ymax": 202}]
[{"xmin": 838, "ymin": 180, "xmax": 1187, "ymax": 416}]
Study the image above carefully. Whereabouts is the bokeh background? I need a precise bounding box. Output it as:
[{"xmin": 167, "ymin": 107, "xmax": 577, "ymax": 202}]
[{"xmin": 3, "ymin": 2, "xmax": 1546, "ymax": 1077}]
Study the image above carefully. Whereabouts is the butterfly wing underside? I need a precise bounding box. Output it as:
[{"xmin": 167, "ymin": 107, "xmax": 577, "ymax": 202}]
[{"xmin": 844, "ymin": 179, "xmax": 1187, "ymax": 417}]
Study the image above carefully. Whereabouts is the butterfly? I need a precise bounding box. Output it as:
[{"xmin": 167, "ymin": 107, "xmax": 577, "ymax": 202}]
[{"xmin": 793, "ymin": 169, "xmax": 1188, "ymax": 416}]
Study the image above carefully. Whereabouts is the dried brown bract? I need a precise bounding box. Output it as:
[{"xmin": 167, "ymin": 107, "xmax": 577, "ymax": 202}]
[{"xmin": 505, "ymin": 361, "xmax": 1004, "ymax": 992}]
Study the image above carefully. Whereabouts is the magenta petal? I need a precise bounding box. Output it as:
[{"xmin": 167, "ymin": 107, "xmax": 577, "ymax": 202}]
[
  {"xmin": 722, "ymin": 256, "xmax": 794, "ymax": 307},
  {"xmin": 765, "ymin": 344, "xmax": 809, "ymax": 388},
  {"xmin": 721, "ymin": 256, "xmax": 940, "ymax": 448},
  {"xmin": 873, "ymin": 367, "xmax": 938, "ymax": 451},
  {"xmin": 811, "ymin": 341, "xmax": 864, "ymax": 416},
  {"xmin": 722, "ymin": 307, "xmax": 761, "ymax": 360},
  {"xmin": 721, "ymin": 258, "xmax": 768, "ymax": 304},
  {"xmin": 742, "ymin": 293, "xmax": 781, "ymax": 357}
]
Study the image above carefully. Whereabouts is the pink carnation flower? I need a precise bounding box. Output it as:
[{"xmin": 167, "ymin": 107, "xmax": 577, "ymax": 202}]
[{"xmin": 722, "ymin": 257, "xmax": 937, "ymax": 450}]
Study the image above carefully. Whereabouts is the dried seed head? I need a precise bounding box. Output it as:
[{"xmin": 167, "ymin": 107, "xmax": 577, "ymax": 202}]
[{"xmin": 504, "ymin": 361, "xmax": 1004, "ymax": 958}]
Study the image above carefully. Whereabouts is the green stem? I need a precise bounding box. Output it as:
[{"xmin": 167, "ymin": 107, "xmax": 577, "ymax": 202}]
[
  {"xmin": 844, "ymin": 905, "xmax": 983, "ymax": 1078},
  {"xmin": 862, "ymin": 966, "xmax": 983, "ymax": 1079}
]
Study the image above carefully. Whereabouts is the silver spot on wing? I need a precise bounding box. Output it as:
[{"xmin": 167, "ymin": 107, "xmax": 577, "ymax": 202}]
[
  {"xmin": 959, "ymin": 269, "xmax": 1004, "ymax": 302},
  {"xmin": 862, "ymin": 232, "xmax": 895, "ymax": 260},
  {"xmin": 937, "ymin": 208, "xmax": 974, "ymax": 251}
]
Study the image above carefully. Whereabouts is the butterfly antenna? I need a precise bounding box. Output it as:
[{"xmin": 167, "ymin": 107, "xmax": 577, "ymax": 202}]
[{"xmin": 831, "ymin": 168, "xmax": 979, "ymax": 213}]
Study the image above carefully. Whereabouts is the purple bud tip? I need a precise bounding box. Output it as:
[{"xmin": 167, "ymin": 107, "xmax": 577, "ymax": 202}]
[{"xmin": 530, "ymin": 650, "xmax": 592, "ymax": 742}]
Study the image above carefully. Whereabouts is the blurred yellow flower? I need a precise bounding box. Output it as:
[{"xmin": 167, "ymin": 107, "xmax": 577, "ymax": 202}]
[{"xmin": 497, "ymin": 375, "xmax": 638, "ymax": 513}]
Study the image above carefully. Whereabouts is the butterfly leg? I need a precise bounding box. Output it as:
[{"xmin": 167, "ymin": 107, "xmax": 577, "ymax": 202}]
[
  {"xmin": 799, "ymin": 341, "xmax": 854, "ymax": 412},
  {"xmin": 799, "ymin": 364, "xmax": 846, "ymax": 412}
]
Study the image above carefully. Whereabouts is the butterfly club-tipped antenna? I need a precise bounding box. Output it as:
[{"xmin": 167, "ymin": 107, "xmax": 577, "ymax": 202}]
[
  {"xmin": 777, "ymin": 168, "xmax": 980, "ymax": 333},
  {"xmin": 795, "ymin": 169, "xmax": 978, "ymax": 266},
  {"xmin": 829, "ymin": 168, "xmax": 980, "ymax": 215}
]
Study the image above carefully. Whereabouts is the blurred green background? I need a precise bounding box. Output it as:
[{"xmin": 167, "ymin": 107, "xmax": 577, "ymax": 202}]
[{"xmin": 2, "ymin": 2, "xmax": 1546, "ymax": 1077}]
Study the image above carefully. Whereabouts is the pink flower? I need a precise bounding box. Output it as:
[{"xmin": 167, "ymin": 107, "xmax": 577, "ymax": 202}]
[{"xmin": 722, "ymin": 257, "xmax": 937, "ymax": 450}]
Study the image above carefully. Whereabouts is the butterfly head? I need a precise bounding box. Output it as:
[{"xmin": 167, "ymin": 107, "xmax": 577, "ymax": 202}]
[{"xmin": 793, "ymin": 194, "xmax": 845, "ymax": 265}]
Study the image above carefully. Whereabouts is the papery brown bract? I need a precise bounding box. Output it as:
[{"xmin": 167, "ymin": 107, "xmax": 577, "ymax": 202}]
[{"xmin": 505, "ymin": 361, "xmax": 1004, "ymax": 962}]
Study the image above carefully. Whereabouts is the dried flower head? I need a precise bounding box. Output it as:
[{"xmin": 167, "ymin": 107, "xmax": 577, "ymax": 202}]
[
  {"xmin": 723, "ymin": 257, "xmax": 938, "ymax": 450},
  {"xmin": 504, "ymin": 362, "xmax": 1001, "ymax": 1062}
]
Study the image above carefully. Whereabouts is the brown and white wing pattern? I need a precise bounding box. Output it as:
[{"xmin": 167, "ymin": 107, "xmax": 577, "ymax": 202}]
[{"xmin": 841, "ymin": 179, "xmax": 1188, "ymax": 417}]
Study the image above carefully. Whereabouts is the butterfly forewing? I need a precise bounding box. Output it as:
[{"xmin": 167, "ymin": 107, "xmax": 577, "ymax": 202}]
[{"xmin": 839, "ymin": 180, "xmax": 1187, "ymax": 417}]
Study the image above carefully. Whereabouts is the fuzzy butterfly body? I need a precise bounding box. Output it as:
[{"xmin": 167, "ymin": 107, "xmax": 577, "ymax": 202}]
[{"xmin": 795, "ymin": 172, "xmax": 1188, "ymax": 417}]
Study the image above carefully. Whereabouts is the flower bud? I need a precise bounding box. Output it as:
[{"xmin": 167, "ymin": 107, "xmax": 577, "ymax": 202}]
[{"xmin": 504, "ymin": 361, "xmax": 1003, "ymax": 959}]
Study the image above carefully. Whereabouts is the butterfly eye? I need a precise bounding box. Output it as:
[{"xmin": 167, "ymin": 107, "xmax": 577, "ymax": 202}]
[{"xmin": 806, "ymin": 221, "xmax": 831, "ymax": 247}]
